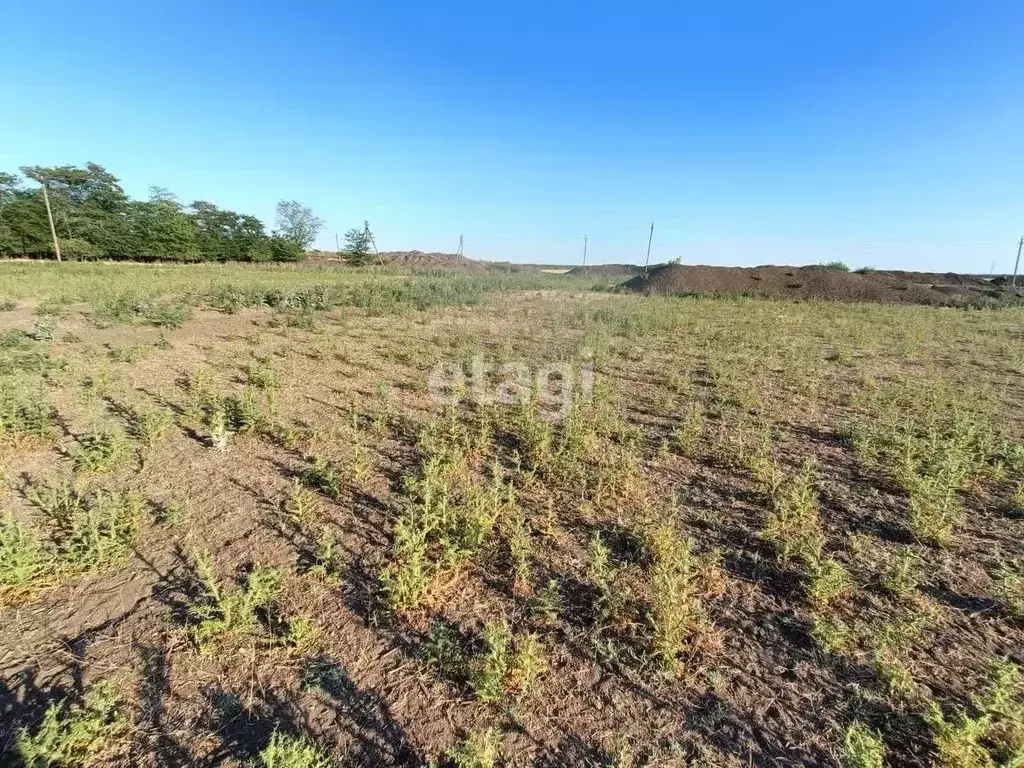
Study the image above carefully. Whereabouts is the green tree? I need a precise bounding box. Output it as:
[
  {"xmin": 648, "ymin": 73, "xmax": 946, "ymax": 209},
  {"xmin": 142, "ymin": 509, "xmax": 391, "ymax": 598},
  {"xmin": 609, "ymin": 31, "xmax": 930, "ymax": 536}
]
[
  {"xmin": 274, "ymin": 200, "xmax": 322, "ymax": 251},
  {"xmin": 268, "ymin": 236, "xmax": 305, "ymax": 262},
  {"xmin": 20, "ymin": 163, "xmax": 131, "ymax": 257},
  {"xmin": 0, "ymin": 172, "xmax": 22, "ymax": 253},
  {"xmin": 129, "ymin": 188, "xmax": 198, "ymax": 261},
  {"xmin": 189, "ymin": 201, "xmax": 269, "ymax": 262},
  {"xmin": 343, "ymin": 222, "xmax": 373, "ymax": 266}
]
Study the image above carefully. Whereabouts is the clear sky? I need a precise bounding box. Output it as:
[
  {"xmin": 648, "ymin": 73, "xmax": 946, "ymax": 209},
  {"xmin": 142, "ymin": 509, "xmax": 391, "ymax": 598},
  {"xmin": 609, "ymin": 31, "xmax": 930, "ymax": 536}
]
[{"xmin": 2, "ymin": 1, "xmax": 1022, "ymax": 270}]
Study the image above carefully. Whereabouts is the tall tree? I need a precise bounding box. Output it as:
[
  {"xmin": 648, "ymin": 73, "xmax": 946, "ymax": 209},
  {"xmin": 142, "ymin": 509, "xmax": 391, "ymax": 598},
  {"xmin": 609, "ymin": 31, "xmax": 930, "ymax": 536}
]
[
  {"xmin": 275, "ymin": 200, "xmax": 323, "ymax": 251},
  {"xmin": 0, "ymin": 173, "xmax": 21, "ymax": 253},
  {"xmin": 343, "ymin": 222, "xmax": 373, "ymax": 266},
  {"xmin": 129, "ymin": 188, "xmax": 199, "ymax": 261},
  {"xmin": 189, "ymin": 201, "xmax": 269, "ymax": 261},
  {"xmin": 20, "ymin": 163, "xmax": 131, "ymax": 257}
]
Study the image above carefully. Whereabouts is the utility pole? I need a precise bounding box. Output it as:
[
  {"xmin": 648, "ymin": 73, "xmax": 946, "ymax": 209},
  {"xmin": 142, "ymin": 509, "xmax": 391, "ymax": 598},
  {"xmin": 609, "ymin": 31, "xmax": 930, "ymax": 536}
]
[
  {"xmin": 41, "ymin": 183, "xmax": 61, "ymax": 263},
  {"xmin": 644, "ymin": 222, "xmax": 654, "ymax": 276},
  {"xmin": 1013, "ymin": 236, "xmax": 1023, "ymax": 288},
  {"xmin": 335, "ymin": 232, "xmax": 341, "ymax": 259},
  {"xmin": 582, "ymin": 235, "xmax": 588, "ymax": 271},
  {"xmin": 457, "ymin": 234, "xmax": 464, "ymax": 259},
  {"xmin": 365, "ymin": 220, "xmax": 384, "ymax": 267}
]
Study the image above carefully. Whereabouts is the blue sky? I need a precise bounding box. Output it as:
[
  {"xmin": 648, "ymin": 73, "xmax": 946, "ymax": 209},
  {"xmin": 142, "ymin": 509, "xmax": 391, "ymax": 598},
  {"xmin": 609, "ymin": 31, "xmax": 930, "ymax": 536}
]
[{"xmin": 2, "ymin": 1, "xmax": 1022, "ymax": 270}]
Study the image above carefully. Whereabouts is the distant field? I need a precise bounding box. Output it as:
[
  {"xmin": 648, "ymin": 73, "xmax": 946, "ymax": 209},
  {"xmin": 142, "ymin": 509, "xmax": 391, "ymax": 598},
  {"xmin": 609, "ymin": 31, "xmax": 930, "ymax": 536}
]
[{"xmin": 1, "ymin": 260, "xmax": 1023, "ymax": 767}]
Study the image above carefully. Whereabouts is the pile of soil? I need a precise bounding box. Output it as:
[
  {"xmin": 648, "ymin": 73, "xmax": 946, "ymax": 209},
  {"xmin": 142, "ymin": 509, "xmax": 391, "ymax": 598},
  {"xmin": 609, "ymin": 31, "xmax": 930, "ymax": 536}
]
[
  {"xmin": 378, "ymin": 251, "xmax": 487, "ymax": 272},
  {"xmin": 566, "ymin": 263, "xmax": 645, "ymax": 278},
  {"xmin": 623, "ymin": 264, "xmax": 1013, "ymax": 306},
  {"xmin": 305, "ymin": 250, "xmax": 487, "ymax": 272}
]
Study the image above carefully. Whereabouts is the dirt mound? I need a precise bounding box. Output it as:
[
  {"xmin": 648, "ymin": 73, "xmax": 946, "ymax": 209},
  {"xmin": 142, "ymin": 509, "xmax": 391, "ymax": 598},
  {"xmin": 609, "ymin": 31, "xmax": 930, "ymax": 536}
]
[
  {"xmin": 566, "ymin": 263, "xmax": 645, "ymax": 278},
  {"xmin": 623, "ymin": 264, "xmax": 1009, "ymax": 305},
  {"xmin": 378, "ymin": 251, "xmax": 487, "ymax": 272}
]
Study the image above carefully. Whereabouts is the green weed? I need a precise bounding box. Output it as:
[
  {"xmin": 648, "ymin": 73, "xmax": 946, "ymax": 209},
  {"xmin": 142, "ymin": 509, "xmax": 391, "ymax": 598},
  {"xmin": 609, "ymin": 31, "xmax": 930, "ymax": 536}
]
[
  {"xmin": 72, "ymin": 430, "xmax": 133, "ymax": 474},
  {"xmin": 257, "ymin": 731, "xmax": 336, "ymax": 768},
  {"xmin": 841, "ymin": 721, "xmax": 885, "ymax": 768},
  {"xmin": 448, "ymin": 729, "xmax": 498, "ymax": 768},
  {"xmin": 15, "ymin": 680, "xmax": 128, "ymax": 767},
  {"xmin": 647, "ymin": 524, "xmax": 717, "ymax": 672},
  {"xmin": 188, "ymin": 552, "xmax": 283, "ymax": 654},
  {"xmin": 762, "ymin": 459, "xmax": 825, "ymax": 564}
]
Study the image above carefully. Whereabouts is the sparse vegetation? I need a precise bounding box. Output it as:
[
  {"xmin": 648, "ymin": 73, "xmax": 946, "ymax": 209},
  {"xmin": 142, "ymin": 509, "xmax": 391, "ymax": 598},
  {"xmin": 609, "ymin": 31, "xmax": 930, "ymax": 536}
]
[
  {"xmin": 15, "ymin": 680, "xmax": 128, "ymax": 767},
  {"xmin": 0, "ymin": 261, "xmax": 1022, "ymax": 766}
]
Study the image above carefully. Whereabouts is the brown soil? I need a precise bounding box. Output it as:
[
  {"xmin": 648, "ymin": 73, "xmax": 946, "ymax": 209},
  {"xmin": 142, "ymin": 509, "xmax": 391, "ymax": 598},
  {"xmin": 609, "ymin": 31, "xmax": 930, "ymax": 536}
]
[
  {"xmin": 623, "ymin": 264, "xmax": 1011, "ymax": 305},
  {"xmin": 305, "ymin": 251, "xmax": 488, "ymax": 272},
  {"xmin": 1, "ymin": 285, "xmax": 1022, "ymax": 768},
  {"xmin": 566, "ymin": 264, "xmax": 645, "ymax": 278}
]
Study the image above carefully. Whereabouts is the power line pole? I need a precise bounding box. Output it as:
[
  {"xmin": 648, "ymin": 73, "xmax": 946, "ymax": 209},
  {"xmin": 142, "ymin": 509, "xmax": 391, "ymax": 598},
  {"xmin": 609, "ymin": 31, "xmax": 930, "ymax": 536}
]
[
  {"xmin": 41, "ymin": 183, "xmax": 61, "ymax": 263},
  {"xmin": 643, "ymin": 221, "xmax": 654, "ymax": 276},
  {"xmin": 457, "ymin": 234, "xmax": 464, "ymax": 259},
  {"xmin": 1013, "ymin": 236, "xmax": 1023, "ymax": 288},
  {"xmin": 365, "ymin": 220, "xmax": 384, "ymax": 267},
  {"xmin": 582, "ymin": 235, "xmax": 588, "ymax": 271}
]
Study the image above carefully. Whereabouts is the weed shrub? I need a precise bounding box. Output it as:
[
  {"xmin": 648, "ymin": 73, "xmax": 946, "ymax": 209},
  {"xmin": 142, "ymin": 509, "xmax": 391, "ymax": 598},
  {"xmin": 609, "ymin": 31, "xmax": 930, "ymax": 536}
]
[
  {"xmin": 257, "ymin": 731, "xmax": 336, "ymax": 768},
  {"xmin": 0, "ymin": 385, "xmax": 58, "ymax": 444},
  {"xmin": 71, "ymin": 430, "xmax": 133, "ymax": 474},
  {"xmin": 188, "ymin": 552, "xmax": 284, "ymax": 654},
  {"xmin": 842, "ymin": 721, "xmax": 885, "ymax": 768},
  {"xmin": 925, "ymin": 659, "xmax": 1024, "ymax": 768},
  {"xmin": 382, "ymin": 413, "xmax": 515, "ymax": 612},
  {"xmin": 424, "ymin": 618, "xmax": 546, "ymax": 703},
  {"xmin": 646, "ymin": 524, "xmax": 719, "ymax": 672},
  {"xmin": 4, "ymin": 484, "xmax": 143, "ymax": 602},
  {"xmin": 93, "ymin": 291, "xmax": 189, "ymax": 328},
  {"xmin": 15, "ymin": 680, "xmax": 128, "ymax": 766},
  {"xmin": 0, "ymin": 513, "xmax": 50, "ymax": 598},
  {"xmin": 448, "ymin": 729, "xmax": 499, "ymax": 768},
  {"xmin": 762, "ymin": 459, "xmax": 825, "ymax": 564},
  {"xmin": 847, "ymin": 392, "xmax": 1011, "ymax": 545}
]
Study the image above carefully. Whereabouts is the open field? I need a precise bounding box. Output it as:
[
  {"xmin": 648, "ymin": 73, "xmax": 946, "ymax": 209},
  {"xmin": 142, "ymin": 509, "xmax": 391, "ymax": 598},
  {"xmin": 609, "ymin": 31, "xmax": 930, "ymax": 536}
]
[{"xmin": 1, "ymin": 261, "xmax": 1023, "ymax": 767}]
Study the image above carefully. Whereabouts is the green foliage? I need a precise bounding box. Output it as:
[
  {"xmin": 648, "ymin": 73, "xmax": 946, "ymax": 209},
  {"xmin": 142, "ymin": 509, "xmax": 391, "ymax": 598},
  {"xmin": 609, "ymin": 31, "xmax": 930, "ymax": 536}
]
[
  {"xmin": 15, "ymin": 680, "xmax": 128, "ymax": 767},
  {"xmin": 53, "ymin": 490, "xmax": 143, "ymax": 570},
  {"xmin": 424, "ymin": 618, "xmax": 545, "ymax": 703},
  {"xmin": 672, "ymin": 401, "xmax": 704, "ymax": 457},
  {"xmin": 841, "ymin": 721, "xmax": 885, "ymax": 768},
  {"xmin": 847, "ymin": 395, "xmax": 1004, "ymax": 546},
  {"xmin": 818, "ymin": 261, "xmax": 850, "ymax": 271},
  {"xmin": 0, "ymin": 384, "xmax": 58, "ymax": 444},
  {"xmin": 448, "ymin": 729, "xmax": 499, "ymax": 768},
  {"xmin": 762, "ymin": 459, "xmax": 825, "ymax": 564},
  {"xmin": 807, "ymin": 557, "xmax": 852, "ymax": 607},
  {"xmin": 588, "ymin": 532, "xmax": 622, "ymax": 626},
  {"xmin": 257, "ymin": 731, "xmax": 336, "ymax": 768},
  {"xmin": 924, "ymin": 661, "xmax": 1024, "ymax": 768},
  {"xmin": 992, "ymin": 563, "xmax": 1024, "ymax": 620},
  {"xmin": 275, "ymin": 200, "xmax": 323, "ymax": 251},
  {"xmin": 0, "ymin": 164, "xmax": 311, "ymax": 262},
  {"xmin": 302, "ymin": 456, "xmax": 345, "ymax": 500},
  {"xmin": 71, "ymin": 430, "xmax": 133, "ymax": 474},
  {"xmin": 93, "ymin": 291, "xmax": 189, "ymax": 328},
  {"xmin": 343, "ymin": 223, "xmax": 373, "ymax": 266},
  {"xmin": 128, "ymin": 405, "xmax": 174, "ymax": 451},
  {"xmin": 882, "ymin": 546, "xmax": 924, "ymax": 598},
  {"xmin": 0, "ymin": 513, "xmax": 50, "ymax": 596},
  {"xmin": 188, "ymin": 552, "xmax": 283, "ymax": 653},
  {"xmin": 647, "ymin": 524, "xmax": 717, "ymax": 672},
  {"xmin": 810, "ymin": 614, "xmax": 850, "ymax": 656}
]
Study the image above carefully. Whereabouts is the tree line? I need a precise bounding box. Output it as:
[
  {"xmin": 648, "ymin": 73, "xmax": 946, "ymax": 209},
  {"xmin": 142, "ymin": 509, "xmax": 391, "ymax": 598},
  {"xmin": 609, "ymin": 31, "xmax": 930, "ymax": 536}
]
[{"xmin": 0, "ymin": 162, "xmax": 357, "ymax": 263}]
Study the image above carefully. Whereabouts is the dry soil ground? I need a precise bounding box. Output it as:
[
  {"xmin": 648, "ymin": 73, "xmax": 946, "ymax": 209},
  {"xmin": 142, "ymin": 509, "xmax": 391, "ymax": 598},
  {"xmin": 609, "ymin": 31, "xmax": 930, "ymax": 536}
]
[{"xmin": 0, "ymin": 262, "xmax": 1022, "ymax": 768}]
